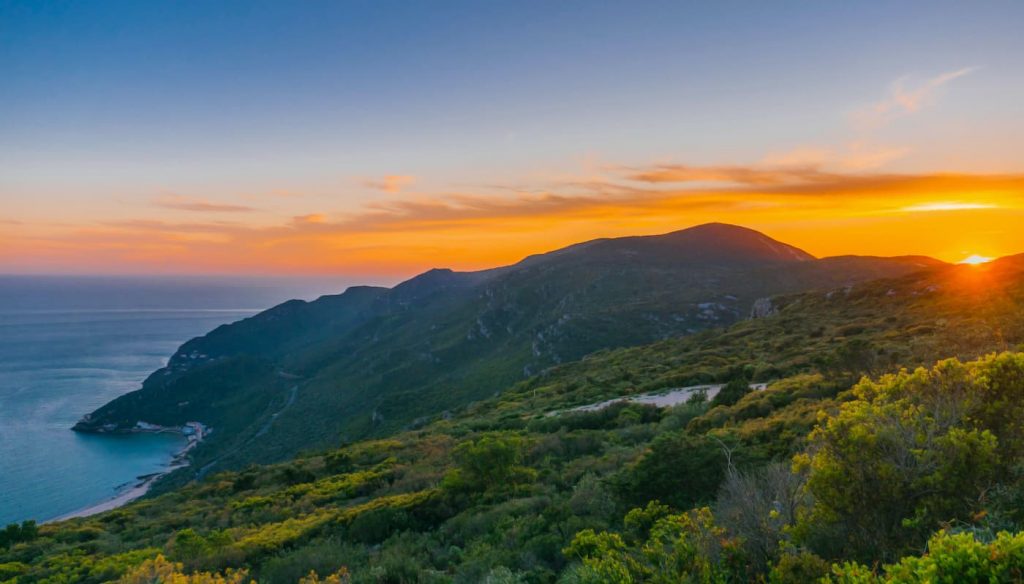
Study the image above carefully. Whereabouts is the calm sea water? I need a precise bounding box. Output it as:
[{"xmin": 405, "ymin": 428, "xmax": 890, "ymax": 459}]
[{"xmin": 0, "ymin": 275, "xmax": 357, "ymax": 525}]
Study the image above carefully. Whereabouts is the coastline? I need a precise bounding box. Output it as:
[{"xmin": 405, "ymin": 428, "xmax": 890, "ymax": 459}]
[{"xmin": 46, "ymin": 423, "xmax": 207, "ymax": 523}]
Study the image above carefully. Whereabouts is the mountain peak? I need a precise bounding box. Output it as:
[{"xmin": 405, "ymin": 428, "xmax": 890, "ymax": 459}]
[
  {"xmin": 654, "ymin": 223, "xmax": 816, "ymax": 262},
  {"xmin": 524, "ymin": 223, "xmax": 815, "ymax": 268}
]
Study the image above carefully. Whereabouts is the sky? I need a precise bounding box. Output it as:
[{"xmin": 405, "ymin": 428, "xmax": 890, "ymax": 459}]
[{"xmin": 2, "ymin": 1, "xmax": 1024, "ymax": 281}]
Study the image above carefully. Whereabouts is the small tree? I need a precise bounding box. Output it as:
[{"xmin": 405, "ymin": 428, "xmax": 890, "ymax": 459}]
[
  {"xmin": 712, "ymin": 377, "xmax": 752, "ymax": 408},
  {"xmin": 443, "ymin": 433, "xmax": 536, "ymax": 494},
  {"xmin": 0, "ymin": 521, "xmax": 38, "ymax": 548},
  {"xmin": 794, "ymin": 359, "xmax": 1002, "ymax": 561},
  {"xmin": 616, "ymin": 432, "xmax": 729, "ymax": 510}
]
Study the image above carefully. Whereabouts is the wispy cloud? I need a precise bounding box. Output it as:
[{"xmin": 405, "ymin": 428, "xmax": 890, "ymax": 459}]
[
  {"xmin": 8, "ymin": 162, "xmax": 1022, "ymax": 275},
  {"xmin": 901, "ymin": 201, "xmax": 998, "ymax": 213},
  {"xmin": 153, "ymin": 194, "xmax": 256, "ymax": 213},
  {"xmin": 91, "ymin": 167, "xmax": 1024, "ymax": 238},
  {"xmin": 624, "ymin": 164, "xmax": 836, "ymax": 186},
  {"xmin": 853, "ymin": 67, "xmax": 976, "ymax": 130},
  {"xmin": 760, "ymin": 142, "xmax": 912, "ymax": 172},
  {"xmin": 292, "ymin": 213, "xmax": 328, "ymax": 225},
  {"xmin": 759, "ymin": 67, "xmax": 976, "ymax": 172},
  {"xmin": 363, "ymin": 175, "xmax": 416, "ymax": 194}
]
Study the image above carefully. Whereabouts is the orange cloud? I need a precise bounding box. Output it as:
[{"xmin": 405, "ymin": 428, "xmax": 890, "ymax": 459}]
[
  {"xmin": 293, "ymin": 213, "xmax": 328, "ymax": 225},
  {"xmin": 6, "ymin": 164, "xmax": 1022, "ymax": 277},
  {"xmin": 901, "ymin": 202, "xmax": 998, "ymax": 212},
  {"xmin": 363, "ymin": 175, "xmax": 416, "ymax": 194}
]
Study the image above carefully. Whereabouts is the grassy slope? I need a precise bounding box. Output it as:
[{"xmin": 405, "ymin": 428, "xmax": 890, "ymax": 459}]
[
  {"xmin": 76, "ymin": 245, "xmax": 942, "ymax": 478},
  {"xmin": 5, "ymin": 257, "xmax": 1023, "ymax": 583}
]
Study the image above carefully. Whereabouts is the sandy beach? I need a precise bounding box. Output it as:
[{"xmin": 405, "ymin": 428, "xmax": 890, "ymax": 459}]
[{"xmin": 47, "ymin": 427, "xmax": 203, "ymax": 523}]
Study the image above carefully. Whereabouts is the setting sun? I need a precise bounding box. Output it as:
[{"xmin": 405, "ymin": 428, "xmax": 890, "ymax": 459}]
[{"xmin": 959, "ymin": 254, "xmax": 994, "ymax": 265}]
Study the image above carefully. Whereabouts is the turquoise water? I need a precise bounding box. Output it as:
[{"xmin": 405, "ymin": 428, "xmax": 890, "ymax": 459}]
[{"xmin": 0, "ymin": 276, "xmax": 352, "ymax": 524}]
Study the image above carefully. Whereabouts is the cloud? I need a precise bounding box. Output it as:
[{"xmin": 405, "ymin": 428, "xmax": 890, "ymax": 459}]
[
  {"xmin": 9, "ymin": 163, "xmax": 1023, "ymax": 275},
  {"xmin": 292, "ymin": 213, "xmax": 328, "ymax": 225},
  {"xmin": 153, "ymin": 194, "xmax": 256, "ymax": 213},
  {"xmin": 901, "ymin": 202, "xmax": 998, "ymax": 213},
  {"xmin": 624, "ymin": 164, "xmax": 836, "ymax": 186},
  {"xmin": 853, "ymin": 67, "xmax": 976, "ymax": 129},
  {"xmin": 760, "ymin": 147, "xmax": 833, "ymax": 168},
  {"xmin": 762, "ymin": 142, "xmax": 912, "ymax": 172},
  {"xmin": 113, "ymin": 167, "xmax": 1024, "ymax": 237},
  {"xmin": 103, "ymin": 219, "xmax": 246, "ymax": 233},
  {"xmin": 363, "ymin": 175, "xmax": 416, "ymax": 194},
  {"xmin": 759, "ymin": 68, "xmax": 975, "ymax": 173}
]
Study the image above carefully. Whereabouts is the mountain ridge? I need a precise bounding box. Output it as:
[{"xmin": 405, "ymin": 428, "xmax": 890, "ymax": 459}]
[
  {"xmin": 23, "ymin": 240, "xmax": 1024, "ymax": 584},
  {"xmin": 73, "ymin": 223, "xmax": 949, "ymax": 474}
]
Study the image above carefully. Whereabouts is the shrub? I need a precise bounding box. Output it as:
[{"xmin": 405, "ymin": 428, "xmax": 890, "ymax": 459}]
[{"xmin": 828, "ymin": 530, "xmax": 1024, "ymax": 583}]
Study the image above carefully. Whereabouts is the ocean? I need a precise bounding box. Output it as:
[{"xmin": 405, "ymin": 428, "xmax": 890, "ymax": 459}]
[{"xmin": 0, "ymin": 275, "xmax": 356, "ymax": 525}]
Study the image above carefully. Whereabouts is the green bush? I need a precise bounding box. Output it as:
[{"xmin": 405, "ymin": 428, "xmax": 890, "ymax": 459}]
[{"xmin": 828, "ymin": 530, "xmax": 1024, "ymax": 583}]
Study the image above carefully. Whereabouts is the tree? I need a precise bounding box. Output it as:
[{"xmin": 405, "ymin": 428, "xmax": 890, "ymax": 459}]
[
  {"xmin": 794, "ymin": 358, "xmax": 1001, "ymax": 561},
  {"xmin": 712, "ymin": 377, "xmax": 752, "ymax": 408},
  {"xmin": 0, "ymin": 521, "xmax": 37, "ymax": 549},
  {"xmin": 834, "ymin": 338, "xmax": 877, "ymax": 376},
  {"xmin": 715, "ymin": 463, "xmax": 805, "ymax": 571},
  {"xmin": 616, "ymin": 432, "xmax": 728, "ymax": 510},
  {"xmin": 563, "ymin": 507, "xmax": 748, "ymax": 583},
  {"xmin": 443, "ymin": 433, "xmax": 536, "ymax": 494}
]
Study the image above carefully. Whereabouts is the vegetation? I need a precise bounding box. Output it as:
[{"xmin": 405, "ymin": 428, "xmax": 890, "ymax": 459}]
[
  {"xmin": 74, "ymin": 225, "xmax": 941, "ymax": 477},
  {"xmin": 4, "ymin": 252, "xmax": 1024, "ymax": 582},
  {"xmin": 828, "ymin": 531, "xmax": 1024, "ymax": 583}
]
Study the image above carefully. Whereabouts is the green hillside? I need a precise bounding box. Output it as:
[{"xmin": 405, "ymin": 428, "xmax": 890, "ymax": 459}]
[
  {"xmin": 73, "ymin": 224, "xmax": 942, "ymax": 478},
  {"xmin": 6, "ymin": 254, "xmax": 1024, "ymax": 583}
]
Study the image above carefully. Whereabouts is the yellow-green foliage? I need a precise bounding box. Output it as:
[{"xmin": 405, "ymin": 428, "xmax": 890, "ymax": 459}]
[
  {"xmin": 281, "ymin": 466, "xmax": 390, "ymax": 504},
  {"xmin": 342, "ymin": 439, "xmax": 403, "ymax": 465},
  {"xmin": 231, "ymin": 489, "xmax": 437, "ymax": 555},
  {"xmin": 333, "ymin": 489, "xmax": 439, "ymax": 526},
  {"xmin": 828, "ymin": 531, "xmax": 1024, "ymax": 583},
  {"xmin": 32, "ymin": 548, "xmax": 161, "ymax": 584},
  {"xmin": 0, "ymin": 561, "xmax": 29, "ymax": 582},
  {"xmin": 229, "ymin": 496, "xmax": 274, "ymax": 512},
  {"xmin": 794, "ymin": 355, "xmax": 1024, "ymax": 561},
  {"xmin": 564, "ymin": 506, "xmax": 748, "ymax": 583},
  {"xmin": 117, "ymin": 554, "xmax": 251, "ymax": 583},
  {"xmin": 233, "ymin": 509, "xmax": 337, "ymax": 555},
  {"xmin": 297, "ymin": 568, "xmax": 351, "ymax": 584}
]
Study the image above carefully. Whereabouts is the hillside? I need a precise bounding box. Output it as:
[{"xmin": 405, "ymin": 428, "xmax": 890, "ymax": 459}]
[
  {"xmin": 6, "ymin": 254, "xmax": 1024, "ymax": 582},
  {"xmin": 73, "ymin": 224, "xmax": 943, "ymax": 476}
]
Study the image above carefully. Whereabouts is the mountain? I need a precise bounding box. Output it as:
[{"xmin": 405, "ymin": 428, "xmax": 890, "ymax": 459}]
[
  {"xmin": 73, "ymin": 224, "xmax": 946, "ymax": 474},
  {"xmin": 520, "ymin": 222, "xmax": 815, "ymax": 266},
  {"xmin": 18, "ymin": 248, "xmax": 1024, "ymax": 583}
]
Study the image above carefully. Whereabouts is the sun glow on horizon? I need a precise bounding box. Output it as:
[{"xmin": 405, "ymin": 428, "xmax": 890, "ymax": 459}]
[{"xmin": 959, "ymin": 254, "xmax": 994, "ymax": 265}]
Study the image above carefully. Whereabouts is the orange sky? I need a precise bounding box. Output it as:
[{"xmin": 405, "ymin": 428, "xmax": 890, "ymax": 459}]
[{"xmin": 3, "ymin": 167, "xmax": 1022, "ymax": 279}]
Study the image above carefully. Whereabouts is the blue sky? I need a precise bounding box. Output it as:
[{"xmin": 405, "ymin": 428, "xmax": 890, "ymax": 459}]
[{"xmin": 2, "ymin": 1, "xmax": 1023, "ymax": 274}]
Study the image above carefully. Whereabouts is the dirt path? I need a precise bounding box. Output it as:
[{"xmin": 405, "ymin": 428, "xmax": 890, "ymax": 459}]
[{"xmin": 547, "ymin": 382, "xmax": 768, "ymax": 416}]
